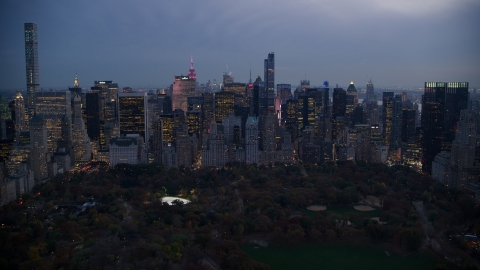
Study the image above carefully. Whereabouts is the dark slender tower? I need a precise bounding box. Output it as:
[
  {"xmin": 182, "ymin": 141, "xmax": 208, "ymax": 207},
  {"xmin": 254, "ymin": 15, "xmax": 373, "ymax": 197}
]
[
  {"xmin": 24, "ymin": 23, "xmax": 39, "ymax": 119},
  {"xmin": 264, "ymin": 52, "xmax": 275, "ymax": 113}
]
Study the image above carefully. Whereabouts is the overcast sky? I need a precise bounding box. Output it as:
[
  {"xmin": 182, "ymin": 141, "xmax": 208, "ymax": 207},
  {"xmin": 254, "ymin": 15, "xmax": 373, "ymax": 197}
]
[{"xmin": 1, "ymin": 0, "xmax": 479, "ymax": 90}]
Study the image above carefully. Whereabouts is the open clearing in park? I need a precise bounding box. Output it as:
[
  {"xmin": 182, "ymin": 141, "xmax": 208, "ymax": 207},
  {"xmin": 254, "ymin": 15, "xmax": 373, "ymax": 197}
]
[{"xmin": 242, "ymin": 243, "xmax": 441, "ymax": 270}]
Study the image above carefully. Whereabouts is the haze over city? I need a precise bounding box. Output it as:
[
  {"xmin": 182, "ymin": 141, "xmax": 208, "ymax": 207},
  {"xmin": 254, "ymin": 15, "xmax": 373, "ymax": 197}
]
[{"xmin": 1, "ymin": 0, "xmax": 479, "ymax": 89}]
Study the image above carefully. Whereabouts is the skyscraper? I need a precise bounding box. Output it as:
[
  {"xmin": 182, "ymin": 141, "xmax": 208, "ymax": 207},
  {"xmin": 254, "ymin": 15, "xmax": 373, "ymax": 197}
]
[
  {"xmin": 118, "ymin": 92, "xmax": 147, "ymax": 142},
  {"xmin": 35, "ymin": 91, "xmax": 71, "ymax": 153},
  {"xmin": 449, "ymin": 109, "xmax": 478, "ymax": 188},
  {"xmin": 390, "ymin": 94, "xmax": 403, "ymax": 149},
  {"xmin": 72, "ymin": 95, "xmax": 92, "ymax": 164},
  {"xmin": 24, "ymin": 23, "xmax": 39, "ymax": 119},
  {"xmin": 346, "ymin": 82, "xmax": 358, "ymax": 127},
  {"xmin": 421, "ymin": 82, "xmax": 469, "ymax": 173},
  {"xmin": 264, "ymin": 53, "xmax": 275, "ymax": 113},
  {"xmin": 13, "ymin": 92, "xmax": 26, "ymax": 142},
  {"xmin": 245, "ymin": 116, "xmax": 259, "ymax": 164},
  {"xmin": 214, "ymin": 91, "xmax": 235, "ymax": 124},
  {"xmin": 172, "ymin": 75, "xmax": 196, "ymax": 114},
  {"xmin": 366, "ymin": 80, "xmax": 376, "ymax": 103},
  {"xmin": 382, "ymin": 92, "xmax": 394, "ymax": 148}
]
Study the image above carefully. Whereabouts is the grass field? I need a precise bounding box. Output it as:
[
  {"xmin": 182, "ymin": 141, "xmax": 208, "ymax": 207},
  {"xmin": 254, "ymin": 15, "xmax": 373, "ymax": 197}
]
[{"xmin": 242, "ymin": 243, "xmax": 441, "ymax": 270}]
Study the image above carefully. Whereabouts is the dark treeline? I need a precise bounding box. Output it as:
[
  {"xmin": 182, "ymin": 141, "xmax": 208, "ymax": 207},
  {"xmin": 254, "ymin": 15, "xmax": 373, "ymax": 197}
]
[{"xmin": 1, "ymin": 161, "xmax": 479, "ymax": 269}]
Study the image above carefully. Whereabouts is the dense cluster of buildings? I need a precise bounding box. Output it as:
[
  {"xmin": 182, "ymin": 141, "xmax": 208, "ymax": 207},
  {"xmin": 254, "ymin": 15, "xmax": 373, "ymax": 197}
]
[{"xmin": 1, "ymin": 23, "xmax": 479, "ymax": 205}]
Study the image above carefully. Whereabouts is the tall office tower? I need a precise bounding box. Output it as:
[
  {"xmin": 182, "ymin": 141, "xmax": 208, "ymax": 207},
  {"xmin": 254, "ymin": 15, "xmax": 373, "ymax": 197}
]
[
  {"xmin": 449, "ymin": 109, "xmax": 478, "ymax": 188},
  {"xmin": 401, "ymin": 108, "xmax": 416, "ymax": 143},
  {"xmin": 252, "ymin": 76, "xmax": 264, "ymax": 117},
  {"xmin": 35, "ymin": 91, "xmax": 71, "ymax": 153},
  {"xmin": 214, "ymin": 91, "xmax": 235, "ymax": 124},
  {"xmin": 284, "ymin": 99, "xmax": 299, "ymax": 142},
  {"xmin": 224, "ymin": 83, "xmax": 247, "ymax": 107},
  {"xmin": 172, "ymin": 75, "xmax": 196, "ymax": 114},
  {"xmin": 421, "ymin": 82, "xmax": 469, "ymax": 173},
  {"xmin": 245, "ymin": 116, "xmax": 259, "ymax": 164},
  {"xmin": 89, "ymin": 81, "xmax": 119, "ymax": 149},
  {"xmin": 201, "ymin": 122, "xmax": 226, "ymax": 167},
  {"xmin": 262, "ymin": 113, "xmax": 277, "ymax": 164},
  {"xmin": 187, "ymin": 96, "xmax": 204, "ymax": 112},
  {"xmin": 332, "ymin": 88, "xmax": 347, "ymax": 142},
  {"xmin": 163, "ymin": 96, "xmax": 173, "ymax": 114},
  {"xmin": 332, "ymin": 88, "xmax": 347, "ymax": 119},
  {"xmin": 277, "ymin": 84, "xmax": 293, "ymax": 105},
  {"xmin": 443, "ymin": 82, "xmax": 469, "ymax": 149},
  {"xmin": 298, "ymin": 88, "xmax": 328, "ymax": 141},
  {"xmin": 365, "ymin": 101, "xmax": 379, "ymax": 126},
  {"xmin": 264, "ymin": 52, "xmax": 274, "ymax": 93},
  {"xmin": 223, "ymin": 72, "xmax": 234, "ymax": 85},
  {"xmin": 174, "ymin": 124, "xmax": 193, "ymax": 167},
  {"xmin": 85, "ymin": 92, "xmax": 100, "ymax": 142},
  {"xmin": 186, "ymin": 111, "xmax": 201, "ymax": 136},
  {"xmin": 275, "ymin": 130, "xmax": 294, "ymax": 163},
  {"xmin": 159, "ymin": 114, "xmax": 175, "ymax": 144},
  {"xmin": 366, "ymin": 80, "xmax": 376, "ymax": 103},
  {"xmin": 222, "ymin": 114, "xmax": 242, "ymax": 145},
  {"xmin": 188, "ymin": 55, "xmax": 196, "ymax": 80},
  {"xmin": 29, "ymin": 115, "xmax": 47, "ymax": 182},
  {"xmin": 277, "ymin": 84, "xmax": 292, "ymax": 125},
  {"xmin": 152, "ymin": 118, "xmax": 163, "ymax": 163},
  {"xmin": 72, "ymin": 95, "xmax": 92, "ymax": 164},
  {"xmin": 68, "ymin": 74, "xmax": 85, "ymax": 125},
  {"xmin": 322, "ymin": 81, "xmax": 330, "ymax": 115},
  {"xmin": 300, "ymin": 79, "xmax": 310, "ymax": 91},
  {"xmin": 119, "ymin": 92, "xmax": 147, "ymax": 142},
  {"xmin": 201, "ymin": 93, "xmax": 214, "ymax": 142},
  {"xmin": 346, "ymin": 82, "xmax": 358, "ymax": 127},
  {"xmin": 29, "ymin": 115, "xmax": 47, "ymax": 148},
  {"xmin": 105, "ymin": 82, "xmax": 119, "ymax": 122},
  {"xmin": 382, "ymin": 92, "xmax": 394, "ymax": 148},
  {"xmin": 24, "ymin": 23, "xmax": 39, "ymax": 120},
  {"xmin": 352, "ymin": 105, "xmax": 364, "ymax": 126},
  {"xmin": 264, "ymin": 53, "xmax": 275, "ymax": 112},
  {"xmin": 421, "ymin": 101, "xmax": 443, "ymax": 173},
  {"xmin": 390, "ymin": 95, "xmax": 403, "ymax": 149},
  {"xmin": 370, "ymin": 124, "xmax": 382, "ymax": 145},
  {"xmin": 14, "ymin": 92, "xmax": 27, "ymax": 142}
]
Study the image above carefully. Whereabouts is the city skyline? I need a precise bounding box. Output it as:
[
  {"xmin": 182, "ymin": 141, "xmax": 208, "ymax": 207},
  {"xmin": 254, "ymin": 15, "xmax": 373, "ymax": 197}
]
[{"xmin": 1, "ymin": 0, "xmax": 480, "ymax": 90}]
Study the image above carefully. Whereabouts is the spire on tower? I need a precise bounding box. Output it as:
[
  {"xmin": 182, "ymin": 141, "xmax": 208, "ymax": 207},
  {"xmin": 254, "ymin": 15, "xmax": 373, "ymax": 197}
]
[
  {"xmin": 249, "ymin": 62, "xmax": 252, "ymax": 84},
  {"xmin": 188, "ymin": 55, "xmax": 196, "ymax": 80},
  {"xmin": 74, "ymin": 73, "xmax": 79, "ymax": 88}
]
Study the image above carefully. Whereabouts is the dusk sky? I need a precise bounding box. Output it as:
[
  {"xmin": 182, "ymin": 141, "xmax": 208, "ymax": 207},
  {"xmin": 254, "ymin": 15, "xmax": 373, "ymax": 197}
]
[{"xmin": 1, "ymin": 0, "xmax": 479, "ymax": 90}]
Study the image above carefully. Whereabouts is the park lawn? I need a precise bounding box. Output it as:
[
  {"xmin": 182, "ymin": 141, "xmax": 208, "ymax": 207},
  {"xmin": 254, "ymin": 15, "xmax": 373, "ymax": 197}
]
[{"xmin": 242, "ymin": 243, "xmax": 440, "ymax": 270}]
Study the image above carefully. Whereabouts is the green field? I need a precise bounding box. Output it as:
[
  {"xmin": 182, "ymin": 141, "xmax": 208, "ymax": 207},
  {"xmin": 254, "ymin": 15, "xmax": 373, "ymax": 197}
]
[{"xmin": 242, "ymin": 243, "xmax": 441, "ymax": 270}]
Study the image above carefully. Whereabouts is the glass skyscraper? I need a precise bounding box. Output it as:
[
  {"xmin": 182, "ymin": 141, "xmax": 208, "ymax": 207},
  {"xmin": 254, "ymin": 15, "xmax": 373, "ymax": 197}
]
[{"xmin": 25, "ymin": 23, "xmax": 39, "ymax": 118}]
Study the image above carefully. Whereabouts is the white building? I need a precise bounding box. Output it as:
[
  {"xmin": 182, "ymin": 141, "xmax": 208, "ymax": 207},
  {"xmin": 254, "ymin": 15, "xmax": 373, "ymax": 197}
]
[
  {"xmin": 432, "ymin": 151, "xmax": 451, "ymax": 185},
  {"xmin": 109, "ymin": 134, "xmax": 145, "ymax": 167}
]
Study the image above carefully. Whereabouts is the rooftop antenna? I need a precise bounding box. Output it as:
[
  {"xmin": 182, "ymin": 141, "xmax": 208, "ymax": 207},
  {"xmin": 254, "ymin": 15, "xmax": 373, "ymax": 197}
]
[
  {"xmin": 249, "ymin": 61, "xmax": 252, "ymax": 84},
  {"xmin": 226, "ymin": 60, "xmax": 229, "ymax": 74}
]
